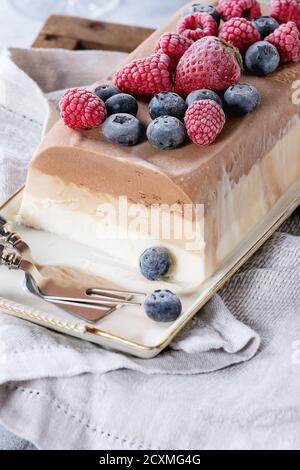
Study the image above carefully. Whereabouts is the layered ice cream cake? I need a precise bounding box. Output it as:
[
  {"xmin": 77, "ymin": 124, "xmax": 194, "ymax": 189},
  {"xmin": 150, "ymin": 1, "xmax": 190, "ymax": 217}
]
[{"xmin": 20, "ymin": 0, "xmax": 300, "ymax": 291}]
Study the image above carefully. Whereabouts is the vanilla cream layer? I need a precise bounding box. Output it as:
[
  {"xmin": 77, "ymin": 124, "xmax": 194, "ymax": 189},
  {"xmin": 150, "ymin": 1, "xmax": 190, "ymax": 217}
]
[
  {"xmin": 19, "ymin": 173, "xmax": 206, "ymax": 290},
  {"xmin": 20, "ymin": 116, "xmax": 300, "ymax": 290}
]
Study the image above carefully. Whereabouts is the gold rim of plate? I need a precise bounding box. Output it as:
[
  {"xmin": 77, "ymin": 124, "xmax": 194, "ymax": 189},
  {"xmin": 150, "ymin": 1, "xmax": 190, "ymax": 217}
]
[{"xmin": 0, "ymin": 185, "xmax": 299, "ymax": 354}]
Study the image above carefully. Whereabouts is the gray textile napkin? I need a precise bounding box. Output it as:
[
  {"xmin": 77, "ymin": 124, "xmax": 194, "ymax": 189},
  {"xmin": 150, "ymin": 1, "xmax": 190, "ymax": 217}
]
[
  {"xmin": 1, "ymin": 213, "xmax": 300, "ymax": 449},
  {"xmin": 0, "ymin": 47, "xmax": 299, "ymax": 450}
]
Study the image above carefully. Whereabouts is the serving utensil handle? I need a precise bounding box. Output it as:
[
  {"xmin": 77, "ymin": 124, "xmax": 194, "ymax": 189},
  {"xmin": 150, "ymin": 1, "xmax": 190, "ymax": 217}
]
[
  {"xmin": 0, "ymin": 214, "xmax": 31, "ymax": 256},
  {"xmin": 0, "ymin": 242, "xmax": 22, "ymax": 269}
]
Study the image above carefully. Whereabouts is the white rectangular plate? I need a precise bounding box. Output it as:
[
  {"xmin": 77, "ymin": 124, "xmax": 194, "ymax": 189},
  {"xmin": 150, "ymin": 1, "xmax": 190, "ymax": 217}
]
[{"xmin": 0, "ymin": 182, "xmax": 299, "ymax": 358}]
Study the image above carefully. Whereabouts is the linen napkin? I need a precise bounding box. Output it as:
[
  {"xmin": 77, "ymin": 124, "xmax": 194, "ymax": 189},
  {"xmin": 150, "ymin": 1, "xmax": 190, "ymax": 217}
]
[{"xmin": 1, "ymin": 46, "xmax": 299, "ymax": 450}]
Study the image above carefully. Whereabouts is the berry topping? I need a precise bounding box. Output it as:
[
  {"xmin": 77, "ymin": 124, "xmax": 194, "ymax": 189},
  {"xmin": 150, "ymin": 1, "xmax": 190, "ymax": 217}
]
[
  {"xmin": 270, "ymin": 0, "xmax": 300, "ymax": 29},
  {"xmin": 266, "ymin": 21, "xmax": 300, "ymax": 63},
  {"xmin": 184, "ymin": 99, "xmax": 225, "ymax": 146},
  {"xmin": 155, "ymin": 33, "xmax": 193, "ymax": 70},
  {"xmin": 175, "ymin": 37, "xmax": 242, "ymax": 95},
  {"xmin": 144, "ymin": 290, "xmax": 182, "ymax": 323},
  {"xmin": 102, "ymin": 113, "xmax": 142, "ymax": 146},
  {"xmin": 147, "ymin": 116, "xmax": 186, "ymax": 150},
  {"xmin": 94, "ymin": 84, "xmax": 120, "ymax": 102},
  {"xmin": 218, "ymin": 0, "xmax": 262, "ymax": 21},
  {"xmin": 149, "ymin": 92, "xmax": 187, "ymax": 121},
  {"xmin": 251, "ymin": 16, "xmax": 280, "ymax": 39},
  {"xmin": 60, "ymin": 88, "xmax": 107, "ymax": 130},
  {"xmin": 245, "ymin": 41, "xmax": 280, "ymax": 75},
  {"xmin": 219, "ymin": 17, "xmax": 260, "ymax": 52},
  {"xmin": 114, "ymin": 53, "xmax": 173, "ymax": 97},
  {"xmin": 105, "ymin": 93, "xmax": 138, "ymax": 116},
  {"xmin": 185, "ymin": 3, "xmax": 221, "ymax": 25},
  {"xmin": 177, "ymin": 12, "xmax": 218, "ymax": 41},
  {"xmin": 186, "ymin": 89, "xmax": 223, "ymax": 108},
  {"xmin": 224, "ymin": 83, "xmax": 261, "ymax": 116},
  {"xmin": 139, "ymin": 247, "xmax": 172, "ymax": 281}
]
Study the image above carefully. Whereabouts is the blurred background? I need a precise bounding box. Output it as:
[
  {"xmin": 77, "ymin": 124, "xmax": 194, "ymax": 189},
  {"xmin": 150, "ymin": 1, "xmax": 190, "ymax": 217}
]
[{"xmin": 0, "ymin": 0, "xmax": 188, "ymax": 50}]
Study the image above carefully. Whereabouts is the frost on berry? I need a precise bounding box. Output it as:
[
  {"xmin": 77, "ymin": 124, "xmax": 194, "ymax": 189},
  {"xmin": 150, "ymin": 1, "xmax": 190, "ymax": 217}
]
[
  {"xmin": 270, "ymin": 0, "xmax": 300, "ymax": 29},
  {"xmin": 266, "ymin": 21, "xmax": 300, "ymax": 63},
  {"xmin": 185, "ymin": 100, "xmax": 226, "ymax": 145},
  {"xmin": 218, "ymin": 0, "xmax": 261, "ymax": 21},
  {"xmin": 175, "ymin": 37, "xmax": 242, "ymax": 95},
  {"xmin": 177, "ymin": 12, "xmax": 218, "ymax": 41},
  {"xmin": 219, "ymin": 17, "xmax": 260, "ymax": 51},
  {"xmin": 60, "ymin": 88, "xmax": 107, "ymax": 130},
  {"xmin": 155, "ymin": 33, "xmax": 193, "ymax": 70},
  {"xmin": 114, "ymin": 53, "xmax": 173, "ymax": 96}
]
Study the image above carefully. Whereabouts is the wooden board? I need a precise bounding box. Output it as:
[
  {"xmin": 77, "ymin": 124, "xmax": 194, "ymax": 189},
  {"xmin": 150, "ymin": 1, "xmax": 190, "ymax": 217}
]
[{"xmin": 32, "ymin": 14, "xmax": 154, "ymax": 52}]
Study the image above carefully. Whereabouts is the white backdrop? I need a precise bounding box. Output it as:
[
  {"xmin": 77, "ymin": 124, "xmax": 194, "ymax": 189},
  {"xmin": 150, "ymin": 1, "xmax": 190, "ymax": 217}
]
[{"xmin": 0, "ymin": 0, "xmax": 188, "ymax": 50}]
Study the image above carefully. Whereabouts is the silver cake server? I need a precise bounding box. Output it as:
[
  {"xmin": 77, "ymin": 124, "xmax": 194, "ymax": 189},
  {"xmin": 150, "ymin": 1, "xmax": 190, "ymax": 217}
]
[{"xmin": 0, "ymin": 241, "xmax": 146, "ymax": 323}]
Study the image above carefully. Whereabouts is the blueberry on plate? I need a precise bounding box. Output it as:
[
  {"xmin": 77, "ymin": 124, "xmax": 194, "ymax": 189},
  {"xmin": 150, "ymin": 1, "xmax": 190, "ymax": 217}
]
[
  {"xmin": 186, "ymin": 89, "xmax": 223, "ymax": 108},
  {"xmin": 102, "ymin": 113, "xmax": 142, "ymax": 146},
  {"xmin": 245, "ymin": 41, "xmax": 280, "ymax": 76},
  {"xmin": 144, "ymin": 289, "xmax": 182, "ymax": 323},
  {"xmin": 147, "ymin": 116, "xmax": 186, "ymax": 150},
  {"xmin": 94, "ymin": 84, "xmax": 120, "ymax": 102},
  {"xmin": 106, "ymin": 93, "xmax": 138, "ymax": 117},
  {"xmin": 224, "ymin": 84, "xmax": 261, "ymax": 117},
  {"xmin": 185, "ymin": 3, "xmax": 220, "ymax": 25},
  {"xmin": 149, "ymin": 92, "xmax": 187, "ymax": 121},
  {"xmin": 139, "ymin": 246, "xmax": 172, "ymax": 281},
  {"xmin": 252, "ymin": 16, "xmax": 279, "ymax": 39}
]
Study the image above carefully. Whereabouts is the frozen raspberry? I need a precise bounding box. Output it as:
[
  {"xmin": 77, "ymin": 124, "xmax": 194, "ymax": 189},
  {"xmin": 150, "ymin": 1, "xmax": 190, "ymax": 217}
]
[
  {"xmin": 266, "ymin": 21, "xmax": 300, "ymax": 63},
  {"xmin": 219, "ymin": 17, "xmax": 260, "ymax": 52},
  {"xmin": 270, "ymin": 0, "xmax": 300, "ymax": 29},
  {"xmin": 155, "ymin": 33, "xmax": 193, "ymax": 70},
  {"xmin": 114, "ymin": 53, "xmax": 173, "ymax": 97},
  {"xmin": 185, "ymin": 99, "xmax": 225, "ymax": 146},
  {"xmin": 218, "ymin": 0, "xmax": 261, "ymax": 21},
  {"xmin": 175, "ymin": 36, "xmax": 242, "ymax": 95},
  {"xmin": 60, "ymin": 88, "xmax": 107, "ymax": 130},
  {"xmin": 177, "ymin": 13, "xmax": 218, "ymax": 41}
]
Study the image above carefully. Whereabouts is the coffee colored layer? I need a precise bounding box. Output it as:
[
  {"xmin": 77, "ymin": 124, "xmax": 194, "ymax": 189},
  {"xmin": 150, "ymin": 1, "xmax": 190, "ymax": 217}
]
[{"xmin": 30, "ymin": 1, "xmax": 300, "ymax": 209}]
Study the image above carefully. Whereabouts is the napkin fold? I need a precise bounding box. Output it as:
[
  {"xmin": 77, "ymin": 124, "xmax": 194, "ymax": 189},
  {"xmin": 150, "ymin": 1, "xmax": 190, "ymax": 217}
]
[{"xmin": 1, "ymin": 46, "xmax": 298, "ymax": 450}]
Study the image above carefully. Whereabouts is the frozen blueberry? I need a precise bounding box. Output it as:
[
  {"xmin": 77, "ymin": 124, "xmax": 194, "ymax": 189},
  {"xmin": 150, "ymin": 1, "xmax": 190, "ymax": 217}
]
[
  {"xmin": 149, "ymin": 92, "xmax": 187, "ymax": 121},
  {"xmin": 224, "ymin": 84, "xmax": 261, "ymax": 117},
  {"xmin": 102, "ymin": 113, "xmax": 142, "ymax": 146},
  {"xmin": 185, "ymin": 3, "xmax": 220, "ymax": 25},
  {"xmin": 144, "ymin": 290, "xmax": 182, "ymax": 323},
  {"xmin": 252, "ymin": 16, "xmax": 279, "ymax": 39},
  {"xmin": 106, "ymin": 93, "xmax": 138, "ymax": 117},
  {"xmin": 94, "ymin": 84, "xmax": 120, "ymax": 102},
  {"xmin": 186, "ymin": 89, "xmax": 223, "ymax": 108},
  {"xmin": 139, "ymin": 247, "xmax": 172, "ymax": 281},
  {"xmin": 245, "ymin": 41, "xmax": 280, "ymax": 76},
  {"xmin": 147, "ymin": 116, "xmax": 186, "ymax": 150}
]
